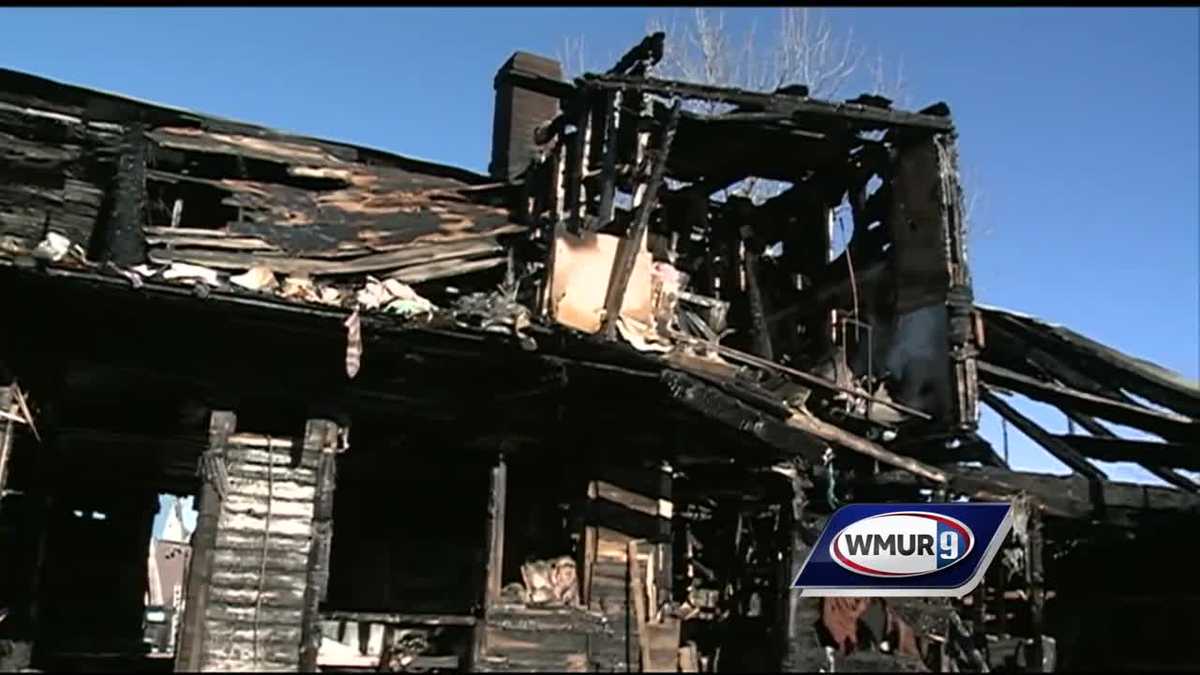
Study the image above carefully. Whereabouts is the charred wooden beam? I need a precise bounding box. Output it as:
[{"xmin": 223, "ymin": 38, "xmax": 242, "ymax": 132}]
[
  {"xmin": 485, "ymin": 453, "xmax": 508, "ymax": 606},
  {"xmin": 979, "ymin": 362, "xmax": 1195, "ymax": 437},
  {"xmin": 783, "ymin": 408, "xmax": 950, "ymax": 485},
  {"xmin": 176, "ymin": 410, "xmax": 235, "ymax": 672},
  {"xmin": 661, "ymin": 370, "xmax": 826, "ymax": 462},
  {"xmin": 583, "ymin": 74, "xmax": 955, "ymax": 132},
  {"xmin": 871, "ymin": 466, "xmax": 1200, "ymax": 520},
  {"xmin": 980, "ymin": 387, "xmax": 1107, "ymax": 481},
  {"xmin": 606, "ymin": 31, "xmax": 665, "ymax": 77},
  {"xmin": 300, "ymin": 419, "xmax": 342, "ymax": 673},
  {"xmin": 978, "ymin": 361, "xmax": 1198, "ymax": 441},
  {"xmin": 1016, "ymin": 344, "xmax": 1197, "ymax": 488},
  {"xmin": 779, "ymin": 474, "xmax": 826, "ymax": 672},
  {"xmin": 740, "ymin": 222, "xmax": 775, "ymax": 361},
  {"xmin": 99, "ymin": 122, "xmax": 148, "ymax": 265},
  {"xmin": 472, "ymin": 452, "xmax": 508, "ymax": 670},
  {"xmin": 147, "ymin": 236, "xmax": 508, "ymax": 276},
  {"xmin": 1025, "ymin": 503, "xmax": 1047, "ymax": 671},
  {"xmin": 935, "ymin": 134, "xmax": 980, "ymax": 433},
  {"xmin": 600, "ymin": 100, "xmax": 681, "ymax": 340},
  {"xmin": 1065, "ymin": 413, "xmax": 1199, "ymax": 491},
  {"xmin": 0, "ymin": 384, "xmax": 15, "ymax": 506},
  {"xmin": 980, "ymin": 307, "xmax": 1200, "ymax": 419},
  {"xmin": 594, "ymin": 90, "xmax": 620, "ymax": 231},
  {"xmin": 562, "ymin": 104, "xmax": 588, "ymax": 233},
  {"xmin": 1055, "ymin": 434, "xmax": 1200, "ymax": 472},
  {"xmin": 627, "ymin": 539, "xmax": 652, "ymax": 671}
]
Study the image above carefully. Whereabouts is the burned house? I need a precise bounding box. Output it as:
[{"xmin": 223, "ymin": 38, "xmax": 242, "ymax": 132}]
[{"xmin": 1, "ymin": 32, "xmax": 1198, "ymax": 673}]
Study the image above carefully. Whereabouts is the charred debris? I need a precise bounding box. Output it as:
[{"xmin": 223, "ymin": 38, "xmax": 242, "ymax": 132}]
[{"xmin": 1, "ymin": 32, "xmax": 1199, "ymax": 673}]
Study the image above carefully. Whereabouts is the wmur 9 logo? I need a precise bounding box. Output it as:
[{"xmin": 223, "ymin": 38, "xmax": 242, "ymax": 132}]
[{"xmin": 794, "ymin": 503, "xmax": 1012, "ymax": 597}]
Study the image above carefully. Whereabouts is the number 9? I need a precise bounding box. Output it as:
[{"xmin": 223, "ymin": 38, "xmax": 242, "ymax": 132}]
[{"xmin": 940, "ymin": 531, "xmax": 959, "ymax": 559}]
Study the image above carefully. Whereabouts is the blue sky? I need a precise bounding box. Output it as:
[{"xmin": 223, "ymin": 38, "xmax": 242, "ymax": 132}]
[{"xmin": 1, "ymin": 8, "xmax": 1196, "ymax": 523}]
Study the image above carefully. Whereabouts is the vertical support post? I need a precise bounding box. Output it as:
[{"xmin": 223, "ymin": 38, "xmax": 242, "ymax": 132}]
[
  {"xmin": 780, "ymin": 471, "xmax": 824, "ymax": 672},
  {"xmin": 935, "ymin": 133, "xmax": 981, "ymax": 432},
  {"xmin": 600, "ymin": 101, "xmax": 682, "ymax": 341},
  {"xmin": 0, "ymin": 385, "xmax": 15, "ymax": 506},
  {"xmin": 627, "ymin": 540, "xmax": 652, "ymax": 672},
  {"xmin": 485, "ymin": 454, "xmax": 508, "ymax": 606},
  {"xmin": 1025, "ymin": 506, "xmax": 1051, "ymax": 672},
  {"xmin": 562, "ymin": 102, "xmax": 588, "ymax": 233},
  {"xmin": 594, "ymin": 90, "xmax": 621, "ymax": 230},
  {"xmin": 739, "ymin": 220, "xmax": 774, "ymax": 361},
  {"xmin": 23, "ymin": 494, "xmax": 51, "ymax": 648},
  {"xmin": 538, "ymin": 141, "xmax": 567, "ymax": 321},
  {"xmin": 300, "ymin": 419, "xmax": 342, "ymax": 673},
  {"xmin": 654, "ymin": 463, "xmax": 673, "ymax": 610},
  {"xmin": 175, "ymin": 411, "xmax": 235, "ymax": 672},
  {"xmin": 100, "ymin": 122, "xmax": 149, "ymax": 265},
  {"xmin": 472, "ymin": 452, "xmax": 507, "ymax": 670}
]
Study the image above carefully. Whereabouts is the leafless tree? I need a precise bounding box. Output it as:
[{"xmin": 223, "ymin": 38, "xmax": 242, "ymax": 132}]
[
  {"xmin": 561, "ymin": 9, "xmax": 984, "ymax": 231},
  {"xmin": 563, "ymin": 9, "xmax": 905, "ymax": 103},
  {"xmin": 646, "ymin": 9, "xmax": 868, "ymax": 101},
  {"xmin": 643, "ymin": 9, "xmax": 907, "ymax": 203}
]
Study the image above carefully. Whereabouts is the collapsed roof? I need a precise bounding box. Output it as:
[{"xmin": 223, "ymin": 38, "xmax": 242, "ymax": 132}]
[
  {"xmin": 1, "ymin": 29, "xmax": 1198, "ymax": 674},
  {"xmin": 1, "ymin": 34, "xmax": 1197, "ymax": 512}
]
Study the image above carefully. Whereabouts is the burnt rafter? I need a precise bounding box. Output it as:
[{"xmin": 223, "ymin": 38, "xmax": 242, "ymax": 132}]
[
  {"xmin": 980, "ymin": 305, "xmax": 1200, "ymax": 419},
  {"xmin": 1055, "ymin": 434, "xmax": 1200, "ymax": 472},
  {"xmin": 979, "ymin": 361, "xmax": 1199, "ymax": 441},
  {"xmin": 980, "ymin": 386, "xmax": 1108, "ymax": 482}
]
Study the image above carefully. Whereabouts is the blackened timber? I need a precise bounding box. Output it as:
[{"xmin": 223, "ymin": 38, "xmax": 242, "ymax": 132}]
[
  {"xmin": 870, "ymin": 467, "xmax": 1200, "ymax": 520},
  {"xmin": 784, "ymin": 409, "xmax": 950, "ymax": 485},
  {"xmin": 600, "ymin": 101, "xmax": 681, "ymax": 340},
  {"xmin": 485, "ymin": 454, "xmax": 508, "ymax": 605},
  {"xmin": 472, "ymin": 453, "xmax": 508, "ymax": 671},
  {"xmin": 584, "ymin": 497, "xmax": 672, "ymax": 543},
  {"xmin": 980, "ymin": 307, "xmax": 1200, "ymax": 419},
  {"xmin": 99, "ymin": 122, "xmax": 148, "ymax": 265},
  {"xmin": 1046, "ymin": 322, "xmax": 1200, "ymax": 419},
  {"xmin": 709, "ymin": 342, "xmax": 933, "ymax": 420},
  {"xmin": 980, "ymin": 387, "xmax": 1107, "ymax": 481},
  {"xmin": 147, "ymin": 237, "xmax": 507, "ymax": 276},
  {"xmin": 583, "ymin": 74, "xmax": 955, "ymax": 132},
  {"xmin": 1026, "ymin": 506, "xmax": 1048, "ymax": 672},
  {"xmin": 300, "ymin": 419, "xmax": 340, "ymax": 673},
  {"xmin": 562, "ymin": 104, "xmax": 587, "ymax": 233},
  {"xmin": 978, "ymin": 361, "xmax": 1199, "ymax": 440},
  {"xmin": 661, "ymin": 370, "xmax": 825, "ymax": 462},
  {"xmin": 1055, "ymin": 435, "xmax": 1200, "ymax": 472},
  {"xmin": 780, "ymin": 481, "xmax": 824, "ymax": 672},
  {"xmin": 176, "ymin": 410, "xmax": 235, "ymax": 672},
  {"xmin": 1063, "ymin": 412, "xmax": 1198, "ymax": 491},
  {"xmin": 741, "ymin": 225, "xmax": 774, "ymax": 360},
  {"xmin": 1023, "ymin": 344, "xmax": 1196, "ymax": 488},
  {"xmin": 0, "ymin": 385, "xmax": 14, "ymax": 505},
  {"xmin": 594, "ymin": 91, "xmax": 620, "ymax": 231},
  {"xmin": 606, "ymin": 31, "xmax": 665, "ymax": 76}
]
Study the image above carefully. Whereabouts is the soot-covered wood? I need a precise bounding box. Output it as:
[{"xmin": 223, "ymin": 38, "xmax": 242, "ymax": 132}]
[{"xmin": 0, "ymin": 66, "xmax": 522, "ymax": 291}]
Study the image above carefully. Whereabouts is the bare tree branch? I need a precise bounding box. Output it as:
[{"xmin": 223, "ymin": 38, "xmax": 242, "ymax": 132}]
[
  {"xmin": 959, "ymin": 164, "xmax": 990, "ymax": 239},
  {"xmin": 566, "ymin": 9, "xmax": 976, "ymax": 217}
]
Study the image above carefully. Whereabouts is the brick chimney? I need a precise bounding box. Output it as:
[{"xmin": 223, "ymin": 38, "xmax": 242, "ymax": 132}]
[{"xmin": 489, "ymin": 52, "xmax": 564, "ymax": 182}]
